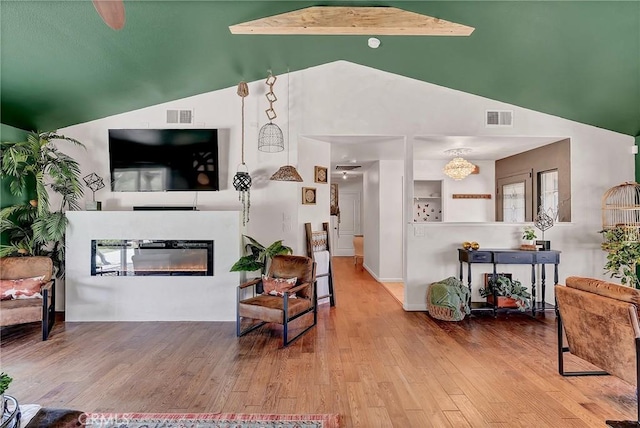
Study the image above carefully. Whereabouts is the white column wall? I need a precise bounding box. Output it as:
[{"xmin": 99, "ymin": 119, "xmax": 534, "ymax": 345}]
[
  {"xmin": 363, "ymin": 163, "xmax": 381, "ymax": 278},
  {"xmin": 297, "ymin": 137, "xmax": 331, "ymax": 253},
  {"xmin": 378, "ymin": 160, "xmax": 404, "ymax": 281},
  {"xmin": 65, "ymin": 211, "xmax": 240, "ymax": 321}
]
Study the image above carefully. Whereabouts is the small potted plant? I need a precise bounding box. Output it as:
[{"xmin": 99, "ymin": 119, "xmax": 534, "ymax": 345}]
[
  {"xmin": 480, "ymin": 275, "xmax": 532, "ymax": 311},
  {"xmin": 230, "ymin": 235, "xmax": 293, "ymax": 276},
  {"xmin": 0, "ymin": 372, "xmax": 13, "ymax": 403},
  {"xmin": 521, "ymin": 226, "xmax": 537, "ymax": 250}
]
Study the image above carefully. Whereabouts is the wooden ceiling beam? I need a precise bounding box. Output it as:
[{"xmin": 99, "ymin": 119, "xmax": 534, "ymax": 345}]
[{"xmin": 229, "ymin": 6, "xmax": 475, "ymax": 36}]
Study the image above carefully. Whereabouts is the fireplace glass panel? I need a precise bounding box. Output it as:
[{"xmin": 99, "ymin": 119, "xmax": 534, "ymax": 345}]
[{"xmin": 91, "ymin": 240, "xmax": 214, "ymax": 276}]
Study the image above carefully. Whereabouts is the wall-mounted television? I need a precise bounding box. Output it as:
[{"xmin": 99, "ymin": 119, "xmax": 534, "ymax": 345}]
[{"xmin": 108, "ymin": 129, "xmax": 219, "ymax": 192}]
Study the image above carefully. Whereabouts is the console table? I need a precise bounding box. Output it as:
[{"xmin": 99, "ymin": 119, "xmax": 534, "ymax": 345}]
[{"xmin": 458, "ymin": 248, "xmax": 560, "ymax": 316}]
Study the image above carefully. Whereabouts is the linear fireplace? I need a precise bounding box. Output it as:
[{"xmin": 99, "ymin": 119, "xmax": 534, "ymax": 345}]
[{"xmin": 91, "ymin": 239, "xmax": 214, "ymax": 276}]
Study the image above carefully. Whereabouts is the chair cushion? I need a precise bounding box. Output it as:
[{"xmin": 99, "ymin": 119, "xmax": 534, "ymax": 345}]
[
  {"xmin": 262, "ymin": 275, "xmax": 297, "ymax": 297},
  {"xmin": 565, "ymin": 276, "xmax": 640, "ymax": 306},
  {"xmin": 239, "ymin": 295, "xmax": 312, "ymax": 324},
  {"xmin": 0, "ymin": 257, "xmax": 53, "ymax": 282},
  {"xmin": 1, "ymin": 276, "xmax": 46, "ymax": 300},
  {"xmin": 269, "ymin": 255, "xmax": 314, "ymax": 300}
]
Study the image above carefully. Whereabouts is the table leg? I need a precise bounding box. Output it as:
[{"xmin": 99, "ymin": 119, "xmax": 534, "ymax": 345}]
[
  {"xmin": 531, "ymin": 264, "xmax": 536, "ymax": 316},
  {"xmin": 541, "ymin": 264, "xmax": 547, "ymax": 312},
  {"xmin": 467, "ymin": 262, "xmax": 472, "ymax": 308}
]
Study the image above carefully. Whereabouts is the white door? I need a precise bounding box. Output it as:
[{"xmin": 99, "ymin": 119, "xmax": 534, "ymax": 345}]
[{"xmin": 331, "ymin": 191, "xmax": 361, "ymax": 256}]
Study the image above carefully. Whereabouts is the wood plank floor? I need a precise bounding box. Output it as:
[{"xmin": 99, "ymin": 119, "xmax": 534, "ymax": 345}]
[{"xmin": 1, "ymin": 257, "xmax": 636, "ymax": 427}]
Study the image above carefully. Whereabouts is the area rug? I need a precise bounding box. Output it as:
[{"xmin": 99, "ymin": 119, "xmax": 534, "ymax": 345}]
[{"xmin": 83, "ymin": 412, "xmax": 340, "ymax": 428}]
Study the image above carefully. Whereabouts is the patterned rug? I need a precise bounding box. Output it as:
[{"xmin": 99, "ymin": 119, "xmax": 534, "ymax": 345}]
[{"xmin": 83, "ymin": 412, "xmax": 340, "ymax": 428}]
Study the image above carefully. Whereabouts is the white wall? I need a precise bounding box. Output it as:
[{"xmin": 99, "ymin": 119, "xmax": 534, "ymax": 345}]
[
  {"xmin": 414, "ymin": 160, "xmax": 495, "ymax": 222},
  {"xmin": 363, "ymin": 163, "xmax": 380, "ymax": 277},
  {"xmin": 297, "ymin": 137, "xmax": 331, "ymax": 253},
  {"xmin": 55, "ymin": 60, "xmax": 635, "ymax": 313},
  {"xmin": 57, "ymin": 75, "xmax": 304, "ymax": 258},
  {"xmin": 378, "ymin": 160, "xmax": 404, "ymax": 281},
  {"xmin": 65, "ymin": 211, "xmax": 240, "ymax": 321}
]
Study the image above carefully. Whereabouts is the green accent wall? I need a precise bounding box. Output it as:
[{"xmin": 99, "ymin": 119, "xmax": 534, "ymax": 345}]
[
  {"xmin": 0, "ymin": 124, "xmax": 30, "ymax": 245},
  {"xmin": 1, "ymin": 1, "xmax": 639, "ymax": 136},
  {"xmin": 636, "ymin": 136, "xmax": 640, "ymax": 184}
]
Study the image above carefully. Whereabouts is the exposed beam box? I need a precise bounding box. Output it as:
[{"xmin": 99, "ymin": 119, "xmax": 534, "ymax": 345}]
[{"xmin": 229, "ymin": 6, "xmax": 475, "ymax": 36}]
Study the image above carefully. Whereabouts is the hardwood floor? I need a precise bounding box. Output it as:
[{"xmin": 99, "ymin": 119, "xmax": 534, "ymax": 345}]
[{"xmin": 1, "ymin": 257, "xmax": 636, "ymax": 427}]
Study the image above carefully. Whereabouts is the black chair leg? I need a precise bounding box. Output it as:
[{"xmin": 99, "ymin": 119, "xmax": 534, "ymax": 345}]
[{"xmin": 557, "ymin": 310, "xmax": 608, "ymax": 377}]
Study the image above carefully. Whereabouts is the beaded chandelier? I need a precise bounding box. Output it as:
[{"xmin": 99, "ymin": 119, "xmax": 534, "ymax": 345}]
[{"xmin": 443, "ymin": 149, "xmax": 475, "ymax": 181}]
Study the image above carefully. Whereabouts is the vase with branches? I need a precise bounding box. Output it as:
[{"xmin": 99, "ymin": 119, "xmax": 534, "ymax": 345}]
[{"xmin": 0, "ymin": 131, "xmax": 85, "ymax": 276}]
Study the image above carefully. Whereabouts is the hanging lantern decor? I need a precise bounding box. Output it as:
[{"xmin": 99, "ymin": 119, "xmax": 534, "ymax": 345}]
[
  {"xmin": 258, "ymin": 72, "xmax": 285, "ymax": 153},
  {"xmin": 233, "ymin": 81, "xmax": 252, "ymax": 225}
]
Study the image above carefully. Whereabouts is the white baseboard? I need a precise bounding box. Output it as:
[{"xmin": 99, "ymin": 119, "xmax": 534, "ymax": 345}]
[
  {"xmin": 403, "ymin": 303, "xmax": 427, "ymax": 311},
  {"xmin": 378, "ymin": 277, "xmax": 403, "ymax": 282}
]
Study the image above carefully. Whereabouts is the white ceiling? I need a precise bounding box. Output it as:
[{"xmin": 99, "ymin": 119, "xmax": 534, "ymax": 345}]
[{"xmin": 302, "ymin": 134, "xmax": 565, "ymax": 178}]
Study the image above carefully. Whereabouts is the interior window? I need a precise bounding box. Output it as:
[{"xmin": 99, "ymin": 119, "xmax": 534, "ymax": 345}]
[
  {"xmin": 502, "ymin": 182, "xmax": 526, "ymax": 223},
  {"xmin": 538, "ymin": 170, "xmax": 559, "ymax": 220}
]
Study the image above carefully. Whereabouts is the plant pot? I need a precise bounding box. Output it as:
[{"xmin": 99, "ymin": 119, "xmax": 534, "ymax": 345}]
[{"xmin": 487, "ymin": 295, "xmax": 519, "ymax": 308}]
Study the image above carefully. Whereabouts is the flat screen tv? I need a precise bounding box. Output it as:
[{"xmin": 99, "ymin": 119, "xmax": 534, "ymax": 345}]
[{"xmin": 108, "ymin": 129, "xmax": 219, "ymax": 192}]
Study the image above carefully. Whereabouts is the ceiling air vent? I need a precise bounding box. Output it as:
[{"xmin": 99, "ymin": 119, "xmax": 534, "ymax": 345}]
[
  {"xmin": 166, "ymin": 109, "xmax": 194, "ymax": 124},
  {"xmin": 486, "ymin": 110, "xmax": 513, "ymax": 127},
  {"xmin": 335, "ymin": 165, "xmax": 362, "ymax": 171}
]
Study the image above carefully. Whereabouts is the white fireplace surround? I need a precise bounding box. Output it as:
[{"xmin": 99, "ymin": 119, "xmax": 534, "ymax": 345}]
[{"xmin": 65, "ymin": 211, "xmax": 240, "ymax": 322}]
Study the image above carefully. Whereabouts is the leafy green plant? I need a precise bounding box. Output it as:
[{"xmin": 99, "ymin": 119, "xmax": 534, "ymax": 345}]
[
  {"xmin": 600, "ymin": 227, "xmax": 640, "ymax": 288},
  {"xmin": 479, "ymin": 275, "xmax": 532, "ymax": 311},
  {"xmin": 0, "ymin": 132, "xmax": 85, "ymax": 276},
  {"xmin": 522, "ymin": 226, "xmax": 537, "ymax": 241},
  {"xmin": 0, "ymin": 372, "xmax": 12, "ymax": 394},
  {"xmin": 230, "ymin": 235, "xmax": 293, "ymax": 274}
]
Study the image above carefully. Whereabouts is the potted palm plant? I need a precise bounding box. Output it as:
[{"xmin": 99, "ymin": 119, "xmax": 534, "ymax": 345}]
[{"xmin": 0, "ymin": 131, "xmax": 85, "ymax": 276}]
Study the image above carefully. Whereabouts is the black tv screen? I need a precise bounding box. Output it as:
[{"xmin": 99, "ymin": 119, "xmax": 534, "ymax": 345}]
[{"xmin": 108, "ymin": 129, "xmax": 219, "ymax": 192}]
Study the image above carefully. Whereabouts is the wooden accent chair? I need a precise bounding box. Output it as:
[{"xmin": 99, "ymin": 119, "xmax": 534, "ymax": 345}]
[
  {"xmin": 555, "ymin": 276, "xmax": 640, "ymax": 427},
  {"xmin": 237, "ymin": 255, "xmax": 317, "ymax": 347},
  {"xmin": 0, "ymin": 256, "xmax": 56, "ymax": 340}
]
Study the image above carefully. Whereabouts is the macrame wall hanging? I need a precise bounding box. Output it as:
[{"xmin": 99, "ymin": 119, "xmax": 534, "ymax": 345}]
[{"xmin": 233, "ymin": 81, "xmax": 252, "ymax": 225}]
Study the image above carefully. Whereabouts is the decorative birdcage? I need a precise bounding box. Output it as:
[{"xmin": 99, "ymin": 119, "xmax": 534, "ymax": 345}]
[{"xmin": 601, "ymin": 182, "xmax": 640, "ymax": 242}]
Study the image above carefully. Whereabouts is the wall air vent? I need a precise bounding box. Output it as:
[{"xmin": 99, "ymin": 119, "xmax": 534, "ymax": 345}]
[
  {"xmin": 335, "ymin": 165, "xmax": 362, "ymax": 171},
  {"xmin": 486, "ymin": 110, "xmax": 513, "ymax": 127},
  {"xmin": 166, "ymin": 109, "xmax": 194, "ymax": 124}
]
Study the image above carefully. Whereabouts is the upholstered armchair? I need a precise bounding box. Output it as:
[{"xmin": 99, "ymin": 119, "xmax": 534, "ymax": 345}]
[
  {"xmin": 0, "ymin": 256, "xmax": 56, "ymax": 340},
  {"xmin": 555, "ymin": 276, "xmax": 640, "ymax": 427},
  {"xmin": 237, "ymin": 255, "xmax": 316, "ymax": 347}
]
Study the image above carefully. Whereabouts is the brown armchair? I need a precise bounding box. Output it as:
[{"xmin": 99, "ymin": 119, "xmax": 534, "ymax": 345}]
[
  {"xmin": 0, "ymin": 256, "xmax": 56, "ymax": 340},
  {"xmin": 555, "ymin": 276, "xmax": 640, "ymax": 427},
  {"xmin": 237, "ymin": 255, "xmax": 316, "ymax": 347}
]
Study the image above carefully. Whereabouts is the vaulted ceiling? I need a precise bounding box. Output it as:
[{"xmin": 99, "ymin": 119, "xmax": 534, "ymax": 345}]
[{"xmin": 1, "ymin": 1, "xmax": 639, "ymax": 136}]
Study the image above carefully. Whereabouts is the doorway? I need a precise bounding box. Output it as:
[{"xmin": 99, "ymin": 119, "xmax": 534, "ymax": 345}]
[{"xmin": 331, "ymin": 190, "xmax": 361, "ymax": 256}]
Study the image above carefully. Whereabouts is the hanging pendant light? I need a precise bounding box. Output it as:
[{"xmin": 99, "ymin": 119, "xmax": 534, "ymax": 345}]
[
  {"xmin": 233, "ymin": 81, "xmax": 252, "ymax": 225},
  {"xmin": 443, "ymin": 148, "xmax": 475, "ymax": 181},
  {"xmin": 270, "ymin": 70, "xmax": 303, "ymax": 182},
  {"xmin": 258, "ymin": 73, "xmax": 285, "ymax": 153}
]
